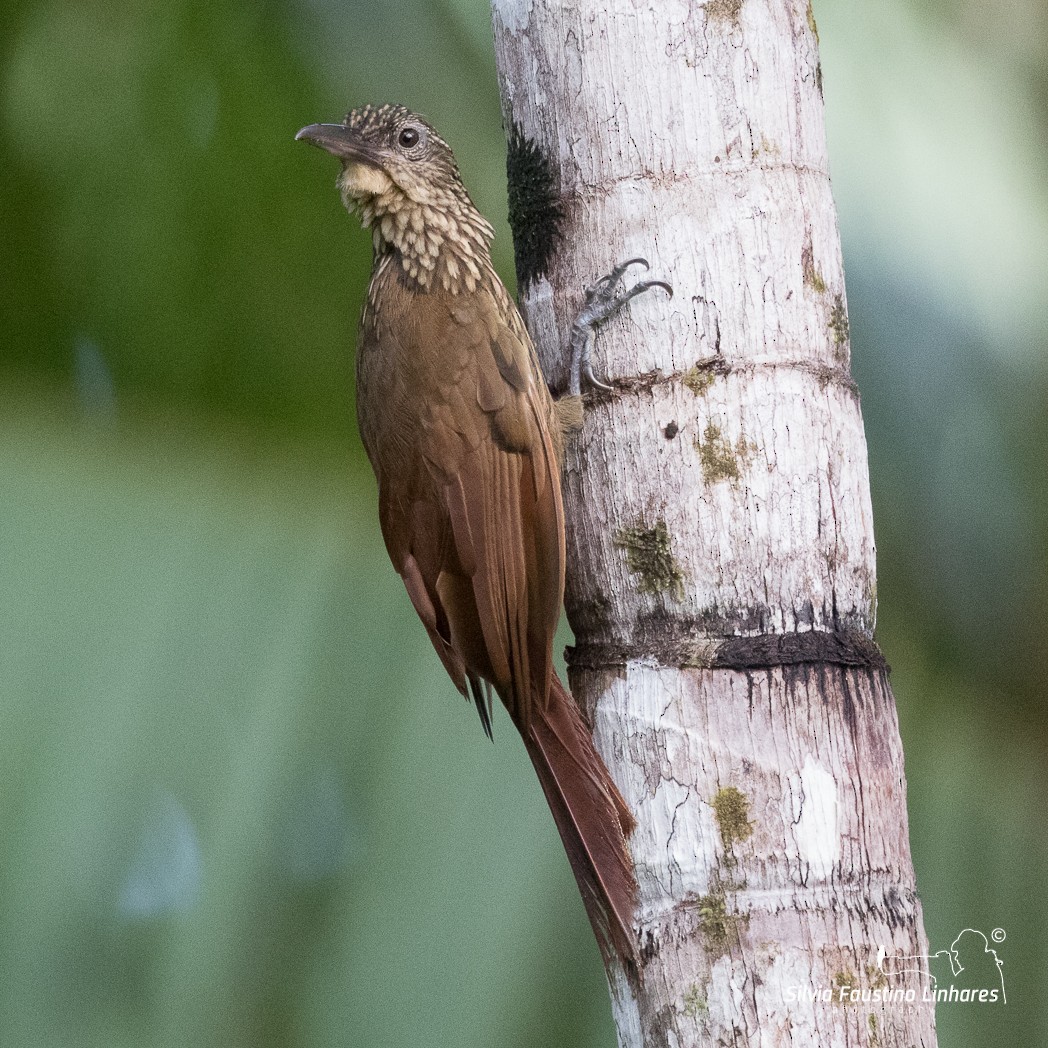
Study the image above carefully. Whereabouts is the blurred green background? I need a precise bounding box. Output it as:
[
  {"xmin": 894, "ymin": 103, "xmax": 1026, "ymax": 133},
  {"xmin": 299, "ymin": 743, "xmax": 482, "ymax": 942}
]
[{"xmin": 1, "ymin": 0, "xmax": 1045, "ymax": 1045}]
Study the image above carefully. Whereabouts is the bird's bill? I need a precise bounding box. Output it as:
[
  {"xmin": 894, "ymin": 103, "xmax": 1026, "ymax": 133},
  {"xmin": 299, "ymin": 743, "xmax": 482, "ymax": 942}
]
[{"xmin": 295, "ymin": 123, "xmax": 377, "ymax": 165}]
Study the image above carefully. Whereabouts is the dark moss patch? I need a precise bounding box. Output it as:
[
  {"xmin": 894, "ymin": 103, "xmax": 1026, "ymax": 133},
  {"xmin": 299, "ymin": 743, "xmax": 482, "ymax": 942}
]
[
  {"xmin": 614, "ymin": 520, "xmax": 685, "ymax": 601},
  {"xmin": 505, "ymin": 123, "xmax": 565, "ymax": 289}
]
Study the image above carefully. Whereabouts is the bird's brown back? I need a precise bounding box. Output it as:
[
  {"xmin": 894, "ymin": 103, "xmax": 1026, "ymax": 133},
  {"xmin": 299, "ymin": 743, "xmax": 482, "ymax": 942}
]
[{"xmin": 357, "ymin": 250, "xmax": 565, "ymax": 730}]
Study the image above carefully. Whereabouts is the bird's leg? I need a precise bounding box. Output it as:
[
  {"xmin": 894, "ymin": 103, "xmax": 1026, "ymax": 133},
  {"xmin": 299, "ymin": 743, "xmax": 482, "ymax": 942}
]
[{"xmin": 567, "ymin": 258, "xmax": 672, "ymax": 397}]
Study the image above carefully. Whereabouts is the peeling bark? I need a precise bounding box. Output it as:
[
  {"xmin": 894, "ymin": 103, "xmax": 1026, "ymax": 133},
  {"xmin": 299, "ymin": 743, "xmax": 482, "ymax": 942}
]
[{"xmin": 491, "ymin": 0, "xmax": 938, "ymax": 1045}]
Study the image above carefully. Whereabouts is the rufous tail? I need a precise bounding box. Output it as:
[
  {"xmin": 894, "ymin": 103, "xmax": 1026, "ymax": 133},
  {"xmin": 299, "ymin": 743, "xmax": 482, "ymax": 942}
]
[{"xmin": 523, "ymin": 674, "xmax": 639, "ymax": 971}]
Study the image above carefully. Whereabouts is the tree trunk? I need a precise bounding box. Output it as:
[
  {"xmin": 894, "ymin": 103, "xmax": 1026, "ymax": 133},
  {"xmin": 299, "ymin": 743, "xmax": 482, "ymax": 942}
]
[{"xmin": 490, "ymin": 1, "xmax": 939, "ymax": 1046}]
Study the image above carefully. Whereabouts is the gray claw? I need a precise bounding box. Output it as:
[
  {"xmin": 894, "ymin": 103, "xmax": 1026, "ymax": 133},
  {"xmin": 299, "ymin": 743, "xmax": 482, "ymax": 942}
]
[
  {"xmin": 586, "ymin": 258, "xmax": 650, "ymax": 304},
  {"xmin": 582, "ymin": 361, "xmax": 614, "ymax": 392},
  {"xmin": 639, "ymin": 280, "xmax": 674, "ymax": 299},
  {"xmin": 567, "ymin": 258, "xmax": 672, "ymax": 397}
]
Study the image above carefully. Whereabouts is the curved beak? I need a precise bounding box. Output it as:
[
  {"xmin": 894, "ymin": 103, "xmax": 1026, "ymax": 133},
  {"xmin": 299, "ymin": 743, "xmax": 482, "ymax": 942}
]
[{"xmin": 295, "ymin": 123, "xmax": 376, "ymax": 164}]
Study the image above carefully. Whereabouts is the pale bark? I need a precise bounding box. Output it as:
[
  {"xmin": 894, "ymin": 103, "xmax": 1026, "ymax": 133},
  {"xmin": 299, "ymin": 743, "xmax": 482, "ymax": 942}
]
[{"xmin": 490, "ymin": 1, "xmax": 938, "ymax": 1046}]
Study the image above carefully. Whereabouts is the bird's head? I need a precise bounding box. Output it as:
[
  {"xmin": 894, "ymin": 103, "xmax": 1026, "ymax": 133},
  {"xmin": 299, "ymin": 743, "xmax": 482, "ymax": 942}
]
[{"xmin": 296, "ymin": 104, "xmax": 494, "ymax": 290}]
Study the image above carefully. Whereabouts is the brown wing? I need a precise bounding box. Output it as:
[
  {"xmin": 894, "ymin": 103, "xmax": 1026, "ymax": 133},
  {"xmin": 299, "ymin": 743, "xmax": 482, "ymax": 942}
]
[
  {"xmin": 358, "ymin": 268, "xmax": 639, "ymax": 968},
  {"xmin": 362, "ymin": 271, "xmax": 564, "ymax": 732}
]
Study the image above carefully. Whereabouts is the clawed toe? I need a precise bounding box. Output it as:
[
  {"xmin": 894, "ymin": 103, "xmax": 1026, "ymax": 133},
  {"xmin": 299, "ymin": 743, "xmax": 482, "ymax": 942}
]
[
  {"xmin": 585, "ymin": 257, "xmax": 651, "ymax": 304},
  {"xmin": 567, "ymin": 257, "xmax": 672, "ymax": 397},
  {"xmin": 581, "ymin": 263, "xmax": 673, "ymax": 326},
  {"xmin": 631, "ymin": 279, "xmax": 673, "ymax": 299},
  {"xmin": 581, "ymin": 360, "xmax": 614, "ymax": 392}
]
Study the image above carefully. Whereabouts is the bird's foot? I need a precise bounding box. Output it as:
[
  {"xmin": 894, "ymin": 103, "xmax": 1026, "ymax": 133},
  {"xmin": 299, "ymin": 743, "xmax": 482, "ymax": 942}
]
[{"xmin": 568, "ymin": 258, "xmax": 672, "ymax": 396}]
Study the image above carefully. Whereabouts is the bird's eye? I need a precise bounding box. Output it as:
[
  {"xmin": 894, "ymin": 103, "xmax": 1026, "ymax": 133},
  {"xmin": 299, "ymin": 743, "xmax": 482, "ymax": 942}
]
[{"xmin": 398, "ymin": 126, "xmax": 420, "ymax": 149}]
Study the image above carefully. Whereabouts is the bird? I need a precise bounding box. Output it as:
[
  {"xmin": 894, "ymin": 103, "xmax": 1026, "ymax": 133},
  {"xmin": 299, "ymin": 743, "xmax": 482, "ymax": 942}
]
[{"xmin": 296, "ymin": 104, "xmax": 669, "ymax": 969}]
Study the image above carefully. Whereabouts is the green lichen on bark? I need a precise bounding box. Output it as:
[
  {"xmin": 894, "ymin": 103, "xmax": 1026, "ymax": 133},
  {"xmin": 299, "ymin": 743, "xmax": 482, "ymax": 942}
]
[
  {"xmin": 867, "ymin": 964, "xmax": 889, "ymax": 991},
  {"xmin": 806, "ymin": 0, "xmax": 819, "ymax": 40},
  {"xmin": 829, "ymin": 293, "xmax": 850, "ymax": 353},
  {"xmin": 802, "ymin": 240, "xmax": 827, "ymax": 293},
  {"xmin": 706, "ymin": 0, "xmax": 744, "ymax": 24},
  {"xmin": 698, "ymin": 891, "xmax": 747, "ymax": 953},
  {"xmin": 694, "ymin": 422, "xmax": 755, "ymax": 482},
  {"xmin": 712, "ymin": 786, "xmax": 754, "ymax": 850},
  {"xmin": 683, "ymin": 365, "xmax": 716, "ymax": 396},
  {"xmin": 868, "ymin": 1014, "xmax": 882, "ymax": 1047},
  {"xmin": 613, "ymin": 520, "xmax": 685, "ymax": 601},
  {"xmin": 834, "ymin": 970, "xmax": 859, "ymax": 1005},
  {"xmin": 682, "ymin": 984, "xmax": 708, "ymax": 1019}
]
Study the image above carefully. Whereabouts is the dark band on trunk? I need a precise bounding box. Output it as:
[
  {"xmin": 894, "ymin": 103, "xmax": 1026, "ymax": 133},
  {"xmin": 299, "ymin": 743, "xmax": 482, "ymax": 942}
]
[{"xmin": 568, "ymin": 629, "xmax": 889, "ymax": 673}]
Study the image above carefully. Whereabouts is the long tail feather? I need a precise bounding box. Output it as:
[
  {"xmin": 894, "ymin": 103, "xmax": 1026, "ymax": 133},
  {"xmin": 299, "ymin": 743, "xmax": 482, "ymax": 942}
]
[{"xmin": 523, "ymin": 674, "xmax": 638, "ymax": 971}]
